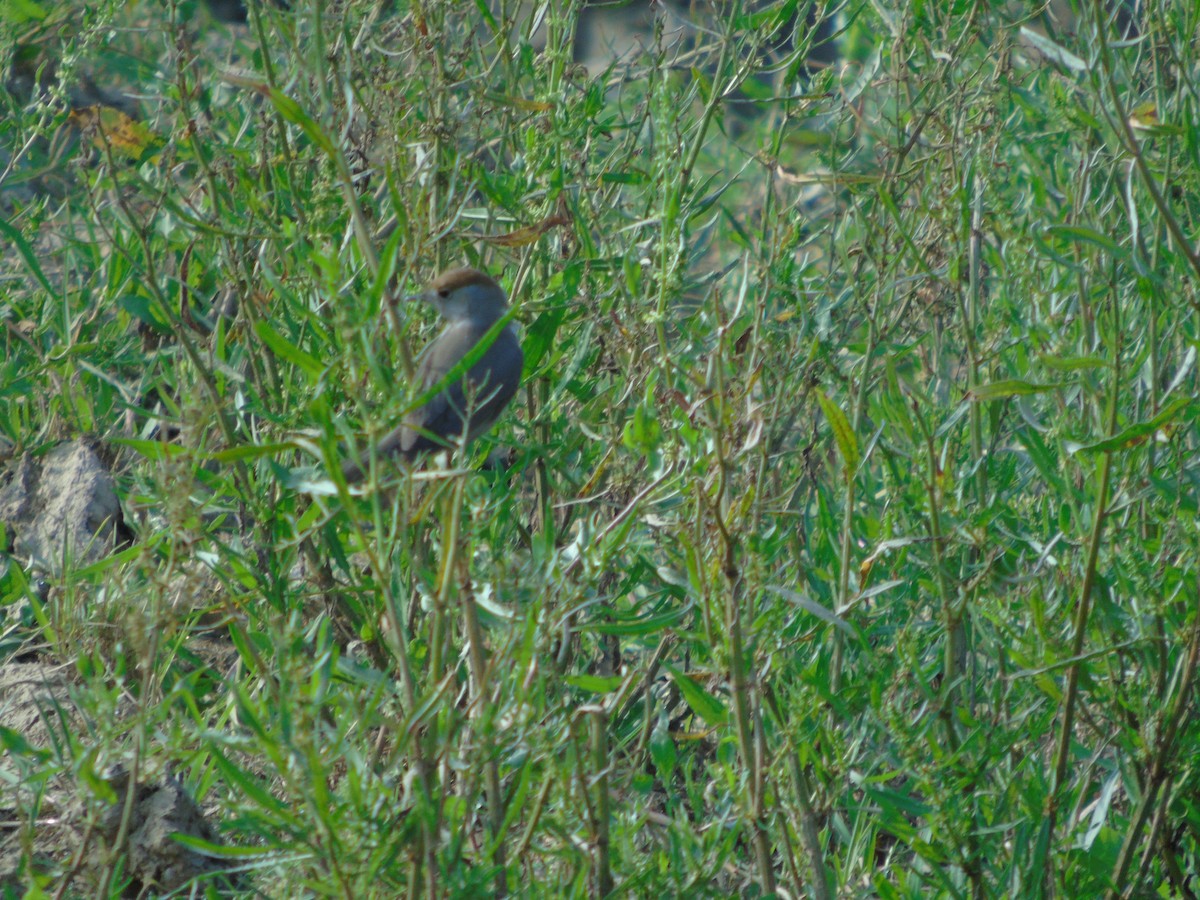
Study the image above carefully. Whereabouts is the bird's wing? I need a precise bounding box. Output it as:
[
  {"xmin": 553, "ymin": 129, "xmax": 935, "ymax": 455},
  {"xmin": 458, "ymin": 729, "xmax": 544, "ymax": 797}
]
[
  {"xmin": 397, "ymin": 324, "xmax": 462, "ymax": 454},
  {"xmin": 462, "ymin": 327, "xmax": 523, "ymax": 442},
  {"xmin": 401, "ymin": 325, "xmax": 523, "ymax": 454},
  {"xmin": 342, "ymin": 325, "xmax": 522, "ymax": 481},
  {"xmin": 340, "ymin": 326, "xmax": 467, "ymax": 479}
]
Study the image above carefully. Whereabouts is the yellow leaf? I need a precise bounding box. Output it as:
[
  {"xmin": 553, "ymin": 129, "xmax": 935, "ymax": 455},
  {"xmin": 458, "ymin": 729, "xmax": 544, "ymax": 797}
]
[
  {"xmin": 480, "ymin": 212, "xmax": 571, "ymax": 247},
  {"xmin": 69, "ymin": 105, "xmax": 160, "ymax": 161}
]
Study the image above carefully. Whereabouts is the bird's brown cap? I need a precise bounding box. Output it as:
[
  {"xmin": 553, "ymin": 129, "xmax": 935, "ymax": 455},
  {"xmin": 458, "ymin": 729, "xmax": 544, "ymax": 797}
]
[{"xmin": 426, "ymin": 267, "xmax": 501, "ymax": 294}]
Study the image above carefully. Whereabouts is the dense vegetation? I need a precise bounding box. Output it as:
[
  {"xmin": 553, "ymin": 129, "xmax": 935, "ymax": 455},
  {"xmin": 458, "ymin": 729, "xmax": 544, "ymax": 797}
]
[{"xmin": 2, "ymin": 0, "xmax": 1199, "ymax": 896}]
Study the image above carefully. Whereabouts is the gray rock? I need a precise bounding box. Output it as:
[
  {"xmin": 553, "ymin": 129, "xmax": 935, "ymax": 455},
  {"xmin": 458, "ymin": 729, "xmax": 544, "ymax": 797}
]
[{"xmin": 0, "ymin": 440, "xmax": 129, "ymax": 573}]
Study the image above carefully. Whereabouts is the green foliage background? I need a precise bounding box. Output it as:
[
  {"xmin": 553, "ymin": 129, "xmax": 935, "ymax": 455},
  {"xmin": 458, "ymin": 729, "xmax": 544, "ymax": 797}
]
[{"xmin": 2, "ymin": 0, "xmax": 1199, "ymax": 896}]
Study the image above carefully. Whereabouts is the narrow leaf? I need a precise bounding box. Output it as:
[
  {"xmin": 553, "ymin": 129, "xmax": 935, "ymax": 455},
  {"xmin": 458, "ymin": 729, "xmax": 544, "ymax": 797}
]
[
  {"xmin": 206, "ymin": 441, "xmax": 295, "ymax": 462},
  {"xmin": 0, "ymin": 217, "xmax": 55, "ymax": 296},
  {"xmin": 565, "ymin": 674, "xmax": 624, "ymax": 694},
  {"xmin": 1018, "ymin": 26, "xmax": 1087, "ymax": 71},
  {"xmin": 1044, "ymin": 224, "xmax": 1124, "ymax": 255},
  {"xmin": 817, "ymin": 390, "xmax": 860, "ymax": 475},
  {"xmin": 665, "ymin": 665, "xmax": 729, "ymax": 727},
  {"xmin": 769, "ymin": 585, "xmax": 860, "ymax": 636},
  {"xmin": 1038, "ymin": 354, "xmax": 1108, "ymax": 372},
  {"xmin": 967, "ymin": 380, "xmax": 1065, "ymax": 401},
  {"xmin": 221, "ymin": 73, "xmax": 337, "ymax": 157},
  {"xmin": 586, "ymin": 606, "xmax": 689, "ymax": 636},
  {"xmin": 1071, "ymin": 396, "xmax": 1191, "ymax": 454},
  {"xmin": 254, "ymin": 320, "xmax": 324, "ymax": 379}
]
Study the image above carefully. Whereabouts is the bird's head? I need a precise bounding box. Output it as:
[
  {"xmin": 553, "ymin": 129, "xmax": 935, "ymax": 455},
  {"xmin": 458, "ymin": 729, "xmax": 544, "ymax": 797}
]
[{"xmin": 415, "ymin": 267, "xmax": 509, "ymax": 325}]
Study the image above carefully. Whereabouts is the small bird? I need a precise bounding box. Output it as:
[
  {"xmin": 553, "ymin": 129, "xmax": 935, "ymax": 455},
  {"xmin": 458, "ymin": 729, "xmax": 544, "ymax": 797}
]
[{"xmin": 342, "ymin": 267, "xmax": 524, "ymax": 483}]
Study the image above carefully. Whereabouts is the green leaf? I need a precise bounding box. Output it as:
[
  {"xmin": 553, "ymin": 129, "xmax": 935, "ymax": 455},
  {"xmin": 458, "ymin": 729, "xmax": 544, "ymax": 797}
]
[
  {"xmin": 585, "ymin": 605, "xmax": 690, "ymax": 636},
  {"xmin": 523, "ymin": 306, "xmax": 566, "ymax": 374},
  {"xmin": 781, "ymin": 128, "xmax": 835, "ymax": 149},
  {"xmin": 210, "ymin": 750, "xmax": 294, "ymax": 819},
  {"xmin": 877, "ymin": 186, "xmax": 935, "ymax": 277},
  {"xmin": 649, "ymin": 715, "xmax": 677, "ymax": 785},
  {"xmin": 472, "ymin": 0, "xmax": 499, "ymax": 33},
  {"xmin": 4, "ymin": 0, "xmax": 48, "ymax": 23},
  {"xmin": 768, "ymin": 585, "xmax": 860, "ymax": 637},
  {"xmin": 112, "ymin": 439, "xmax": 190, "ymax": 460},
  {"xmin": 0, "ymin": 725, "xmax": 50, "ymax": 760},
  {"xmin": 254, "ymin": 320, "xmax": 325, "ymax": 380},
  {"xmin": 1044, "ymin": 224, "xmax": 1125, "ymax": 256},
  {"xmin": 1018, "ymin": 26, "xmax": 1087, "ymax": 71},
  {"xmin": 967, "ymin": 380, "xmax": 1065, "ymax": 401},
  {"xmin": 601, "ymin": 170, "xmax": 648, "ymax": 185},
  {"xmin": 1069, "ymin": 396, "xmax": 1192, "ymax": 454},
  {"xmin": 206, "ymin": 441, "xmax": 295, "ymax": 462},
  {"xmin": 170, "ymin": 832, "xmax": 272, "ymax": 859},
  {"xmin": 1038, "ymin": 354, "xmax": 1108, "ymax": 372},
  {"xmin": 221, "ymin": 74, "xmax": 337, "ymax": 157},
  {"xmin": 119, "ymin": 293, "xmax": 171, "ymax": 334},
  {"xmin": 623, "ymin": 389, "xmax": 662, "ymax": 456},
  {"xmin": 565, "ymin": 674, "xmax": 624, "ymax": 694},
  {"xmin": 0, "ymin": 217, "xmax": 55, "ymax": 296},
  {"xmin": 817, "ymin": 390, "xmax": 860, "ymax": 476},
  {"xmin": 843, "ymin": 46, "xmax": 881, "ymax": 103},
  {"xmin": 665, "ymin": 665, "xmax": 729, "ymax": 727}
]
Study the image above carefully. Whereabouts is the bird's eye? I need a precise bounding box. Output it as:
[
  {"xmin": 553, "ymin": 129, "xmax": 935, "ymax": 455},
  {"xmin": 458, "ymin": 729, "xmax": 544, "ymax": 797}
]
[{"xmin": 438, "ymin": 289, "xmax": 450, "ymax": 298}]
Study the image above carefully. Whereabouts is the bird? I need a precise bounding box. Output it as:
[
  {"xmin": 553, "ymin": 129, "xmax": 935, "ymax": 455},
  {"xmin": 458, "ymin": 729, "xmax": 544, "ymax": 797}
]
[{"xmin": 341, "ymin": 267, "xmax": 524, "ymax": 483}]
